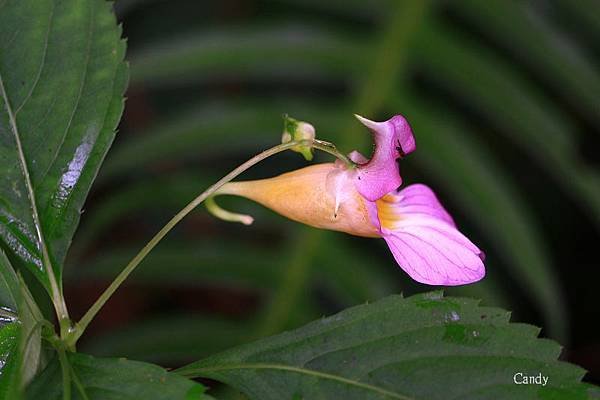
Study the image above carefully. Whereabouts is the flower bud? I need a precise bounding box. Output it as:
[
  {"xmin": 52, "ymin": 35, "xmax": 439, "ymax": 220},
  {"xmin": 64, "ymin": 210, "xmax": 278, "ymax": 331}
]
[{"xmin": 281, "ymin": 115, "xmax": 315, "ymax": 161}]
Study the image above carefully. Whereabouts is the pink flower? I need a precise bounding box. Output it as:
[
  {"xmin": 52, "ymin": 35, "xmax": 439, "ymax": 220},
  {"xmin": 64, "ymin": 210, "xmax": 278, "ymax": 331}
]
[{"xmin": 215, "ymin": 115, "xmax": 485, "ymax": 286}]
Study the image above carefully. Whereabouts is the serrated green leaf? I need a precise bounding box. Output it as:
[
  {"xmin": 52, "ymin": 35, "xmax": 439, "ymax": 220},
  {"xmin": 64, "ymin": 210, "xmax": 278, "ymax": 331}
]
[
  {"xmin": 178, "ymin": 292, "xmax": 591, "ymax": 400},
  {"xmin": 0, "ymin": 0, "xmax": 128, "ymax": 294},
  {"xmin": 26, "ymin": 352, "xmax": 212, "ymax": 400}
]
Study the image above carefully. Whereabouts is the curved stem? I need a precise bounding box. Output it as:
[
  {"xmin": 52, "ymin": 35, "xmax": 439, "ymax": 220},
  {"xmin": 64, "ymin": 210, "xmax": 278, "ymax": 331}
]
[
  {"xmin": 66, "ymin": 139, "xmax": 351, "ymax": 348},
  {"xmin": 312, "ymin": 139, "xmax": 354, "ymax": 167}
]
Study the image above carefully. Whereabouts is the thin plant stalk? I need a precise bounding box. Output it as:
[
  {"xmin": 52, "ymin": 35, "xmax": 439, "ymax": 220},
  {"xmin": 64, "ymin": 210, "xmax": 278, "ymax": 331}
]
[{"xmin": 65, "ymin": 139, "xmax": 352, "ymax": 348}]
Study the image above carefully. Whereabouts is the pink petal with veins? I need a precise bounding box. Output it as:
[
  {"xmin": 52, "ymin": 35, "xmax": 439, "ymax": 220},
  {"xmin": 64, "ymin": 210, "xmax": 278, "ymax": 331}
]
[
  {"xmin": 386, "ymin": 184, "xmax": 456, "ymax": 227},
  {"xmin": 376, "ymin": 184, "xmax": 485, "ymax": 286}
]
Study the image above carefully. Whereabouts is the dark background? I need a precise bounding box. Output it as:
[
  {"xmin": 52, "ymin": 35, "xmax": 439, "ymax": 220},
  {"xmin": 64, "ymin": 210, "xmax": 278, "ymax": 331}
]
[{"xmin": 59, "ymin": 0, "xmax": 599, "ymax": 393}]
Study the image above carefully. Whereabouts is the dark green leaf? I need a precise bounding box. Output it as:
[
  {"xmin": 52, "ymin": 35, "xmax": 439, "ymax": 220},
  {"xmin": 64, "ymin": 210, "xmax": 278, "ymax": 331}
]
[
  {"xmin": 26, "ymin": 352, "xmax": 211, "ymax": 400},
  {"xmin": 0, "ymin": 0, "xmax": 128, "ymax": 292},
  {"xmin": 179, "ymin": 292, "xmax": 591, "ymax": 400}
]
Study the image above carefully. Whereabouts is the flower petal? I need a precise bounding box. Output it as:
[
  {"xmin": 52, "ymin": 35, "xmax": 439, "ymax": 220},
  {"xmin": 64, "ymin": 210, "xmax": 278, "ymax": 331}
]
[
  {"xmin": 379, "ymin": 184, "xmax": 456, "ymax": 227},
  {"xmin": 353, "ymin": 114, "xmax": 416, "ymax": 201},
  {"xmin": 376, "ymin": 184, "xmax": 485, "ymax": 285}
]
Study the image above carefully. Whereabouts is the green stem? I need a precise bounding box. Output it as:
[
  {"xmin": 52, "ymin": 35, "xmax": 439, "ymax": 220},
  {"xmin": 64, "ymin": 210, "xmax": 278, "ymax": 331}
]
[
  {"xmin": 57, "ymin": 346, "xmax": 72, "ymax": 400},
  {"xmin": 312, "ymin": 139, "xmax": 354, "ymax": 167},
  {"xmin": 66, "ymin": 139, "xmax": 351, "ymax": 348}
]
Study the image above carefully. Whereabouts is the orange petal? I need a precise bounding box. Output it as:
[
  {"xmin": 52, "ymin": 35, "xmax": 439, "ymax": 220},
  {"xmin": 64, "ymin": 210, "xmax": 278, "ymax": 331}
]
[{"xmin": 217, "ymin": 163, "xmax": 379, "ymax": 238}]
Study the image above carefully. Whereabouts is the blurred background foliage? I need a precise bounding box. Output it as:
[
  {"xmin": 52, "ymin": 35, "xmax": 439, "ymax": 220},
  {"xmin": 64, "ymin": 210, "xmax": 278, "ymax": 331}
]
[{"xmin": 61, "ymin": 0, "xmax": 599, "ymax": 389}]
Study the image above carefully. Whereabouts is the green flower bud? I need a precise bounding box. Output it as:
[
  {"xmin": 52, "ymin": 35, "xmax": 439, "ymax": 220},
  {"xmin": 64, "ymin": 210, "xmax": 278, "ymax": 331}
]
[{"xmin": 282, "ymin": 115, "xmax": 315, "ymax": 161}]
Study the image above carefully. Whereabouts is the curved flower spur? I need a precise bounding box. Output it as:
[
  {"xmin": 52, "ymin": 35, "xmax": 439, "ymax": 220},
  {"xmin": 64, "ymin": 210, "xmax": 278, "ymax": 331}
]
[{"xmin": 208, "ymin": 115, "xmax": 485, "ymax": 286}]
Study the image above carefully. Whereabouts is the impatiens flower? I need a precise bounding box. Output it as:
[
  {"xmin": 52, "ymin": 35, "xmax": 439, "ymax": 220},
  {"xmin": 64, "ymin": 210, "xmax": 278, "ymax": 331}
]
[{"xmin": 211, "ymin": 115, "xmax": 485, "ymax": 286}]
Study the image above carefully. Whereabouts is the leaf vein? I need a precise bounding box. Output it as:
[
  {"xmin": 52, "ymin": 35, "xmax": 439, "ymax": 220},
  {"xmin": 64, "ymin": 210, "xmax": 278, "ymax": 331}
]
[
  {"xmin": 195, "ymin": 363, "xmax": 415, "ymax": 400},
  {"xmin": 38, "ymin": 0, "xmax": 94, "ymax": 188},
  {"xmin": 14, "ymin": 1, "xmax": 54, "ymax": 115}
]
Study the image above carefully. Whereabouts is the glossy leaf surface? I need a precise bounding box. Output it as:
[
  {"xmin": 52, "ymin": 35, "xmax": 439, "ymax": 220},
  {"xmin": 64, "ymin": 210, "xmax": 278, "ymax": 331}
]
[{"xmin": 0, "ymin": 0, "xmax": 128, "ymax": 291}]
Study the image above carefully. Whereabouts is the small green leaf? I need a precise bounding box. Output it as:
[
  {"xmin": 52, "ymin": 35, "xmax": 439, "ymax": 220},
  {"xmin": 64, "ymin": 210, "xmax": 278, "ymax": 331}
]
[
  {"xmin": 15, "ymin": 273, "xmax": 43, "ymax": 386},
  {"xmin": 0, "ymin": 251, "xmax": 22, "ymax": 400},
  {"xmin": 26, "ymin": 352, "xmax": 212, "ymax": 400},
  {"xmin": 178, "ymin": 292, "xmax": 591, "ymax": 400},
  {"xmin": 0, "ymin": 250, "xmax": 19, "ymax": 314},
  {"xmin": 0, "ymin": 250, "xmax": 44, "ymax": 399},
  {"xmin": 0, "ymin": 322, "xmax": 21, "ymax": 400}
]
